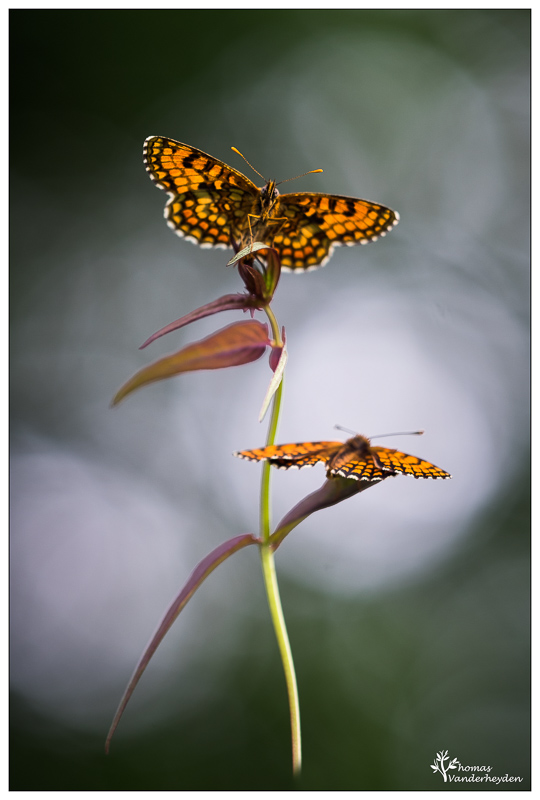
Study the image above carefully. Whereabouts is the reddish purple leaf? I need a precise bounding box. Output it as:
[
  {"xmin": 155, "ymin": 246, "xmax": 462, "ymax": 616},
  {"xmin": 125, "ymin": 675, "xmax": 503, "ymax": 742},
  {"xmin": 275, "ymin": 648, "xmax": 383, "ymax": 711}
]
[
  {"xmin": 112, "ymin": 320, "xmax": 270, "ymax": 405},
  {"xmin": 229, "ymin": 243, "xmax": 281, "ymax": 302},
  {"xmin": 269, "ymin": 474, "xmax": 390, "ymax": 551},
  {"xmin": 105, "ymin": 532, "xmax": 260, "ymax": 754},
  {"xmin": 140, "ymin": 294, "xmax": 262, "ymax": 349},
  {"xmin": 269, "ymin": 327, "xmax": 286, "ymax": 372},
  {"xmin": 237, "ymin": 259, "xmax": 268, "ymax": 299}
]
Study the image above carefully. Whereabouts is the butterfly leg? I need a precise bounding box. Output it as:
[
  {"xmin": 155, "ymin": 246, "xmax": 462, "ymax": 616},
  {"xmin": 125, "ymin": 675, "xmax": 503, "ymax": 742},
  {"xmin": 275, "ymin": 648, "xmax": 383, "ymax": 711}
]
[{"xmin": 246, "ymin": 213, "xmax": 262, "ymax": 251}]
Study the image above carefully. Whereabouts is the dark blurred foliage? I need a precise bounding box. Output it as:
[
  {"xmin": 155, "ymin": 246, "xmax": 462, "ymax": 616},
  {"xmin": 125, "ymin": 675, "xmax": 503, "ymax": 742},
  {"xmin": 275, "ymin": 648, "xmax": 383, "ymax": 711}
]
[{"xmin": 10, "ymin": 8, "xmax": 530, "ymax": 791}]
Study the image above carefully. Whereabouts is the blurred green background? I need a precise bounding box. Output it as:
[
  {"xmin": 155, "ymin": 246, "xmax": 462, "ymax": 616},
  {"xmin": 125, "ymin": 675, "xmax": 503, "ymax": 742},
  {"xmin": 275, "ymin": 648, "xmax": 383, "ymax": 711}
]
[{"xmin": 10, "ymin": 9, "xmax": 529, "ymax": 790}]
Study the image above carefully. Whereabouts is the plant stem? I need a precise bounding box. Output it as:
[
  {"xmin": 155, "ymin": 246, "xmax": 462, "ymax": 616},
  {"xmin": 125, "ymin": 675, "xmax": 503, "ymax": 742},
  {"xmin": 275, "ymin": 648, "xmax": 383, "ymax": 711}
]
[
  {"xmin": 260, "ymin": 530, "xmax": 302, "ymax": 776},
  {"xmin": 259, "ymin": 305, "xmax": 302, "ymax": 776}
]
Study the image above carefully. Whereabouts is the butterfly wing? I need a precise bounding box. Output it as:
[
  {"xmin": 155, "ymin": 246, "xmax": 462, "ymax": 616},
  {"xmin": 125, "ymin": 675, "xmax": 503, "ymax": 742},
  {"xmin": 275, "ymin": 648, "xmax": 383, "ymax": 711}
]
[
  {"xmin": 328, "ymin": 456, "xmax": 387, "ymax": 482},
  {"xmin": 234, "ymin": 441, "xmax": 342, "ymax": 469},
  {"xmin": 372, "ymin": 447, "xmax": 452, "ymax": 479},
  {"xmin": 268, "ymin": 192, "xmax": 399, "ymax": 271},
  {"xmin": 144, "ymin": 136, "xmax": 259, "ymax": 249}
]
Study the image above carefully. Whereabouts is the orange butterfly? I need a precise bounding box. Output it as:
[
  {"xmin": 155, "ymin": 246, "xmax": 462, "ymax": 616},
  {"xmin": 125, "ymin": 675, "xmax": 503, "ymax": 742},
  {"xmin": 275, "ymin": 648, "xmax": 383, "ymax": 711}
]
[
  {"xmin": 144, "ymin": 136, "xmax": 399, "ymax": 271},
  {"xmin": 234, "ymin": 434, "xmax": 451, "ymax": 481}
]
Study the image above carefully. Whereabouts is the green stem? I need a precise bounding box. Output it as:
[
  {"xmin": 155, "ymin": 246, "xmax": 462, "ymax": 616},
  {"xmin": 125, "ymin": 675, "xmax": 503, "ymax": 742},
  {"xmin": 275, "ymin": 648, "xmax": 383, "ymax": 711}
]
[
  {"xmin": 259, "ymin": 305, "xmax": 302, "ymax": 777},
  {"xmin": 260, "ymin": 531, "xmax": 302, "ymax": 775},
  {"xmin": 264, "ymin": 303, "xmax": 281, "ymax": 348}
]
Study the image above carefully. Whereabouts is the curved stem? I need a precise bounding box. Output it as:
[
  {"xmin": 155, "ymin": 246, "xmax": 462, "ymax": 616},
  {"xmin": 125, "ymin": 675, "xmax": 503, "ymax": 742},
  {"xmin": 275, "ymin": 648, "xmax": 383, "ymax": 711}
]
[
  {"xmin": 258, "ymin": 305, "xmax": 302, "ymax": 776},
  {"xmin": 260, "ymin": 534, "xmax": 302, "ymax": 775},
  {"xmin": 264, "ymin": 303, "xmax": 281, "ymax": 345}
]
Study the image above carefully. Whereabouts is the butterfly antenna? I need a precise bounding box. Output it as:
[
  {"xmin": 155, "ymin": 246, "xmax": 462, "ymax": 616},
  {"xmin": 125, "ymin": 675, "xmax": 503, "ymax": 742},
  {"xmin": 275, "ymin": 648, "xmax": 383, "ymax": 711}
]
[
  {"xmin": 336, "ymin": 425, "xmax": 425, "ymax": 439},
  {"xmin": 231, "ymin": 147, "xmax": 265, "ymax": 181},
  {"xmin": 334, "ymin": 424, "xmax": 359, "ymax": 436},
  {"xmin": 277, "ymin": 168, "xmax": 323, "ymax": 187},
  {"xmin": 370, "ymin": 430, "xmax": 424, "ymax": 440}
]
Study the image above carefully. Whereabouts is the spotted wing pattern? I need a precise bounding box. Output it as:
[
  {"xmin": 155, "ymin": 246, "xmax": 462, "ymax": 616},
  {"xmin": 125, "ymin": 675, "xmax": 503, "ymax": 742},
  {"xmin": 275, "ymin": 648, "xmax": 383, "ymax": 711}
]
[
  {"xmin": 372, "ymin": 447, "xmax": 451, "ymax": 479},
  {"xmin": 269, "ymin": 193, "xmax": 399, "ymax": 271},
  {"xmin": 144, "ymin": 136, "xmax": 399, "ymax": 270},
  {"xmin": 328, "ymin": 456, "xmax": 388, "ymax": 482},
  {"xmin": 234, "ymin": 441, "xmax": 341, "ymax": 469},
  {"xmin": 235, "ymin": 437, "xmax": 451, "ymax": 482},
  {"xmin": 144, "ymin": 136, "xmax": 259, "ymax": 249}
]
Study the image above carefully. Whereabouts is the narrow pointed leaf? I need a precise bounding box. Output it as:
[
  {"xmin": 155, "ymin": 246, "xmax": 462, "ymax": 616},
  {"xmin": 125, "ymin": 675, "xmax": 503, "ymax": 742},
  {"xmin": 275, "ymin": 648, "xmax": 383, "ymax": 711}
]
[
  {"xmin": 105, "ymin": 532, "xmax": 260, "ymax": 753},
  {"xmin": 112, "ymin": 320, "xmax": 270, "ymax": 405},
  {"xmin": 227, "ymin": 241, "xmax": 273, "ymax": 267},
  {"xmin": 259, "ymin": 345, "xmax": 287, "ymax": 422},
  {"xmin": 140, "ymin": 294, "xmax": 261, "ymax": 349},
  {"xmin": 269, "ymin": 475, "xmax": 390, "ymax": 550}
]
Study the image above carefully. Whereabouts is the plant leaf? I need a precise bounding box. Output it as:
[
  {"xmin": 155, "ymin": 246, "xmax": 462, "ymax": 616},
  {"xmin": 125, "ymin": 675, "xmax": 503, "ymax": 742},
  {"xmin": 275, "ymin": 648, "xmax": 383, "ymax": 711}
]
[
  {"xmin": 259, "ymin": 345, "xmax": 287, "ymax": 422},
  {"xmin": 263, "ymin": 247, "xmax": 281, "ymax": 298},
  {"xmin": 268, "ymin": 326, "xmax": 286, "ymax": 373},
  {"xmin": 269, "ymin": 474, "xmax": 390, "ymax": 550},
  {"xmin": 140, "ymin": 294, "xmax": 262, "ymax": 349},
  {"xmin": 237, "ymin": 259, "xmax": 268, "ymax": 299},
  {"xmin": 112, "ymin": 320, "xmax": 270, "ymax": 405},
  {"xmin": 105, "ymin": 532, "xmax": 260, "ymax": 754},
  {"xmin": 226, "ymin": 241, "xmax": 273, "ymax": 267}
]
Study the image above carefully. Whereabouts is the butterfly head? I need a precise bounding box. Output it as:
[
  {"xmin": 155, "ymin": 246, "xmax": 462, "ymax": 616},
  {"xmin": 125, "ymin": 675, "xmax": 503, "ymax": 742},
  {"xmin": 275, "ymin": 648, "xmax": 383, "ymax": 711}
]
[
  {"xmin": 260, "ymin": 179, "xmax": 280, "ymax": 203},
  {"xmin": 255, "ymin": 180, "xmax": 281, "ymax": 223},
  {"xmin": 343, "ymin": 434, "xmax": 371, "ymax": 452}
]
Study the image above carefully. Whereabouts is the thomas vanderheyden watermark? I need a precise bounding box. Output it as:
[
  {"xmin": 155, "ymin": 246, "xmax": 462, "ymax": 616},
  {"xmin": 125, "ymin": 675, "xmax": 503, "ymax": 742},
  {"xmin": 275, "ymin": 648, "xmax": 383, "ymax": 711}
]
[{"xmin": 430, "ymin": 750, "xmax": 523, "ymax": 785}]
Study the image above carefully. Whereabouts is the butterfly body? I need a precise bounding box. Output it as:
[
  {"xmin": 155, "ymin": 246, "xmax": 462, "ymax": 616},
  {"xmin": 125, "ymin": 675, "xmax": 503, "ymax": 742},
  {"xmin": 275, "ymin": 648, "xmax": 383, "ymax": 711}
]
[
  {"xmin": 256, "ymin": 179, "xmax": 280, "ymax": 219},
  {"xmin": 144, "ymin": 136, "xmax": 399, "ymax": 271},
  {"xmin": 234, "ymin": 434, "xmax": 451, "ymax": 482}
]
